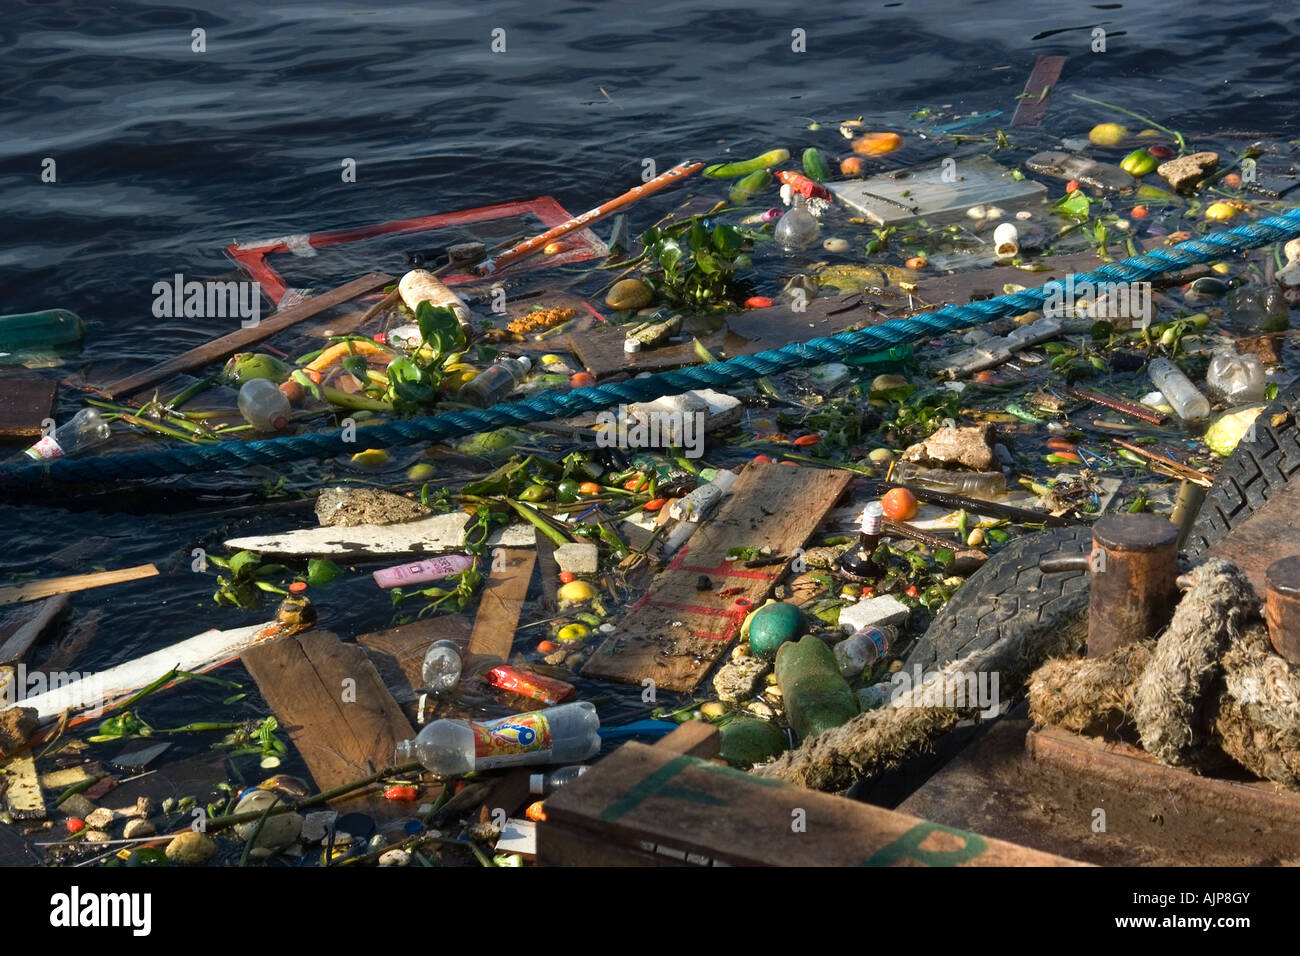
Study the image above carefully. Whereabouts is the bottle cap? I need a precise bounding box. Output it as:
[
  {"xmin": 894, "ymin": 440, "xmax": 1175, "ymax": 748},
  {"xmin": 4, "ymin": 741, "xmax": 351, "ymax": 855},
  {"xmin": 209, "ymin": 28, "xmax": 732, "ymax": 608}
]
[
  {"xmin": 529, "ymin": 773, "xmax": 544, "ymax": 794},
  {"xmin": 516, "ymin": 355, "xmax": 532, "ymax": 372},
  {"xmin": 860, "ymin": 501, "xmax": 883, "ymax": 535}
]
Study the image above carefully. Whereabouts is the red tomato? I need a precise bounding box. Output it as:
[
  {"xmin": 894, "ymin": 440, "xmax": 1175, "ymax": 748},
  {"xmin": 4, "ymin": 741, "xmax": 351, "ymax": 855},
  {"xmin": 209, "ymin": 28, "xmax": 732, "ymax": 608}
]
[
  {"xmin": 1065, "ymin": 180, "xmax": 1079, "ymax": 193},
  {"xmin": 570, "ymin": 372, "xmax": 595, "ymax": 388},
  {"xmin": 67, "ymin": 818, "xmax": 86, "ymax": 834},
  {"xmin": 537, "ymin": 640, "xmax": 559, "ymax": 653},
  {"xmin": 840, "ymin": 155, "xmax": 865, "ymax": 176},
  {"xmin": 384, "ymin": 785, "xmax": 419, "ymax": 801},
  {"xmin": 289, "ymin": 581, "xmax": 308, "ymax": 593},
  {"xmin": 577, "ymin": 482, "xmax": 602, "ymax": 495},
  {"xmin": 745, "ymin": 296, "xmax": 774, "ymax": 309},
  {"xmin": 1130, "ymin": 205, "xmax": 1149, "ymax": 219},
  {"xmin": 1046, "ymin": 438, "xmax": 1077, "ymax": 453},
  {"xmin": 881, "ymin": 488, "xmax": 918, "ymax": 521},
  {"xmin": 644, "ymin": 498, "xmax": 667, "ymax": 512},
  {"xmin": 904, "ymin": 584, "xmax": 920, "ymax": 598},
  {"xmin": 1147, "ymin": 145, "xmax": 1173, "ymax": 159},
  {"xmin": 753, "ymin": 454, "xmax": 774, "ymax": 463},
  {"xmin": 623, "ymin": 475, "xmax": 646, "ymax": 491},
  {"xmin": 793, "ymin": 434, "xmax": 821, "ymax": 447},
  {"xmin": 1223, "ymin": 173, "xmax": 1242, "ymax": 187},
  {"xmin": 559, "ymin": 571, "xmax": 576, "ymax": 584}
]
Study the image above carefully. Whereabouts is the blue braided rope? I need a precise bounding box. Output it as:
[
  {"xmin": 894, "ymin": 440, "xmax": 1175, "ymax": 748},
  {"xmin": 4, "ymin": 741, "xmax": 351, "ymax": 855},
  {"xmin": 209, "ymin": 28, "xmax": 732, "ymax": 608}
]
[{"xmin": 8, "ymin": 208, "xmax": 1300, "ymax": 489}]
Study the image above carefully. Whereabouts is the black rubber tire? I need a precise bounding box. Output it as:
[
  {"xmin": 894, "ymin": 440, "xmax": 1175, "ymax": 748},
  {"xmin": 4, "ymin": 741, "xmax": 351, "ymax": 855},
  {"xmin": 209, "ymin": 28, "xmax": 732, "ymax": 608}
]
[
  {"xmin": 1184, "ymin": 383, "xmax": 1300, "ymax": 556},
  {"xmin": 904, "ymin": 524, "xmax": 1093, "ymax": 669}
]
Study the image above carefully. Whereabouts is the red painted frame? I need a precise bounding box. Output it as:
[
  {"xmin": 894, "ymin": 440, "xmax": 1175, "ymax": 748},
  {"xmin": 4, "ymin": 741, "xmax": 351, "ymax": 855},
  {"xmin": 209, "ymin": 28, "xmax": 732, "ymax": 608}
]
[{"xmin": 226, "ymin": 196, "xmax": 608, "ymax": 305}]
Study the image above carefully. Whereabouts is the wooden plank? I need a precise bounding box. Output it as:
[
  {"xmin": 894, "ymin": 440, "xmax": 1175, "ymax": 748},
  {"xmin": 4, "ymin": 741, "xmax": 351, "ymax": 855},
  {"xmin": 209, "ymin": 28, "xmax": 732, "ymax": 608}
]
[
  {"xmin": 32, "ymin": 606, "xmax": 102, "ymax": 673},
  {"xmin": 357, "ymin": 616, "xmax": 474, "ymax": 697},
  {"xmin": 582, "ymin": 463, "xmax": 852, "ymax": 691},
  {"xmin": 0, "ymin": 595, "xmax": 70, "ymax": 665},
  {"xmin": 1206, "ymin": 474, "xmax": 1300, "ymax": 599},
  {"xmin": 541, "ymin": 741, "xmax": 1084, "ymax": 866},
  {"xmin": 538, "ymin": 821, "xmax": 687, "ymax": 866},
  {"xmin": 1027, "ymin": 724, "xmax": 1300, "ymax": 827},
  {"xmin": 0, "ymin": 375, "xmax": 56, "ymax": 441},
  {"xmin": 1, "ymin": 754, "xmax": 45, "ymax": 820},
  {"xmin": 99, "ymin": 272, "xmax": 393, "ymax": 399},
  {"xmin": 241, "ymin": 629, "xmax": 416, "ymax": 817},
  {"xmin": 466, "ymin": 548, "xmax": 536, "ymax": 666},
  {"xmin": 0, "ymin": 564, "xmax": 157, "ymax": 607},
  {"xmin": 569, "ymin": 292, "xmax": 892, "ymax": 380},
  {"xmin": 653, "ymin": 720, "xmax": 721, "ymax": 759},
  {"xmin": 1010, "ymin": 54, "xmax": 1066, "ymax": 129},
  {"xmin": 225, "ymin": 513, "xmax": 535, "ymax": 559}
]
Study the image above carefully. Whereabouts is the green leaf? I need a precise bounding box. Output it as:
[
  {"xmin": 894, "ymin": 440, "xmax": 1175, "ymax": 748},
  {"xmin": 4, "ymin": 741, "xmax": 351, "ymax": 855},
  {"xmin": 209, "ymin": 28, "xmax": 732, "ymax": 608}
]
[
  {"xmin": 416, "ymin": 302, "xmax": 464, "ymax": 351},
  {"xmin": 1053, "ymin": 189, "xmax": 1091, "ymax": 223},
  {"xmin": 227, "ymin": 551, "xmax": 261, "ymax": 576},
  {"xmin": 933, "ymin": 547, "xmax": 955, "ymax": 567},
  {"xmin": 655, "ymin": 239, "xmax": 683, "ymax": 274},
  {"xmin": 306, "ymin": 558, "xmax": 344, "ymax": 588}
]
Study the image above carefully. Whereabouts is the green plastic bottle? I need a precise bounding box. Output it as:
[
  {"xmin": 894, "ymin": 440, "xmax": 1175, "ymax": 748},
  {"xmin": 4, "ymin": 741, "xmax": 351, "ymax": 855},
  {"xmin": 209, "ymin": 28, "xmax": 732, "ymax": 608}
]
[
  {"xmin": 774, "ymin": 636, "xmax": 859, "ymax": 740},
  {"xmin": 0, "ymin": 309, "xmax": 85, "ymax": 354}
]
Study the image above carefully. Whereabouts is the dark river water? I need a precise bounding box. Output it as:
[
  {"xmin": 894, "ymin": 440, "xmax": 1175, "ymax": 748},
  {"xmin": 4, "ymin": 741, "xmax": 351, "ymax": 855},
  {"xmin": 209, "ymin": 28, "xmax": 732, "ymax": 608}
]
[{"xmin": 0, "ymin": 0, "xmax": 1296, "ymax": 765}]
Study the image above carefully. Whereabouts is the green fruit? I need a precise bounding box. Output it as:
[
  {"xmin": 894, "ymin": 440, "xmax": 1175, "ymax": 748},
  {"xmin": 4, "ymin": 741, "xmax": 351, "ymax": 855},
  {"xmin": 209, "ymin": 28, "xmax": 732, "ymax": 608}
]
[
  {"xmin": 719, "ymin": 718, "xmax": 788, "ymax": 766},
  {"xmin": 519, "ymin": 483, "xmax": 554, "ymax": 502},
  {"xmin": 455, "ymin": 428, "xmax": 523, "ymax": 457},
  {"xmin": 223, "ymin": 352, "xmax": 293, "ymax": 384},
  {"xmin": 556, "ymin": 478, "xmax": 580, "ymax": 503},
  {"xmin": 729, "ymin": 168, "xmax": 773, "ymax": 205},
  {"xmin": 605, "ymin": 278, "xmax": 654, "ymax": 311},
  {"xmin": 747, "ymin": 602, "xmax": 810, "ymax": 659},
  {"xmin": 703, "ymin": 148, "xmax": 791, "ymax": 179},
  {"xmin": 1120, "ymin": 149, "xmax": 1158, "ymax": 177},
  {"xmin": 802, "ymin": 147, "xmax": 830, "ymax": 182}
]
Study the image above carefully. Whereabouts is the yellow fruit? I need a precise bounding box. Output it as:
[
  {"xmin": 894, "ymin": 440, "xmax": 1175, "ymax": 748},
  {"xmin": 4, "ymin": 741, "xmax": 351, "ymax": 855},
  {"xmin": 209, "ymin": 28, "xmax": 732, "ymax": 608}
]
[
  {"xmin": 1088, "ymin": 123, "xmax": 1128, "ymax": 146},
  {"xmin": 350, "ymin": 448, "xmax": 390, "ymax": 468},
  {"xmin": 541, "ymin": 354, "xmax": 564, "ymax": 366},
  {"xmin": 701, "ymin": 701, "xmax": 727, "ymax": 719},
  {"xmin": 1204, "ymin": 202, "xmax": 1238, "ymax": 221},
  {"xmin": 558, "ymin": 580, "xmax": 596, "ymax": 602},
  {"xmin": 556, "ymin": 623, "xmax": 590, "ymax": 642},
  {"xmin": 1210, "ymin": 262, "xmax": 1231, "ymax": 275},
  {"xmin": 407, "ymin": 463, "xmax": 436, "ymax": 481},
  {"xmin": 165, "ymin": 831, "xmax": 216, "ymax": 865}
]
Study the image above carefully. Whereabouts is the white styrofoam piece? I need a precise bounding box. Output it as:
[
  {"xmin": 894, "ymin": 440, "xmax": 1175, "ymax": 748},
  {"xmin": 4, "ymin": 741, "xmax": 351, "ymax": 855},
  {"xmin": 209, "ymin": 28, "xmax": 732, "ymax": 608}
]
[
  {"xmin": 838, "ymin": 595, "xmax": 910, "ymax": 635},
  {"xmin": 554, "ymin": 543, "xmax": 599, "ymax": 575},
  {"xmin": 225, "ymin": 512, "xmax": 535, "ymax": 557}
]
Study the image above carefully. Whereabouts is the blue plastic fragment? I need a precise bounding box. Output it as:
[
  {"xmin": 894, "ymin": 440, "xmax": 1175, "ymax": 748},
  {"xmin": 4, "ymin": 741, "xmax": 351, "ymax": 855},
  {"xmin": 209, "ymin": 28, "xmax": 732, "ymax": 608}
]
[{"xmin": 597, "ymin": 718, "xmax": 678, "ymax": 741}]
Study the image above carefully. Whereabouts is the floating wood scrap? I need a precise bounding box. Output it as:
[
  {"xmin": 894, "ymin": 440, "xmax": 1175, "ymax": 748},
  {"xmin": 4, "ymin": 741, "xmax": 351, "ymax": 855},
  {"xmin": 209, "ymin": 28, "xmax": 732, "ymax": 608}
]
[
  {"xmin": 224, "ymin": 512, "xmax": 535, "ymax": 559},
  {"xmin": 241, "ymin": 629, "xmax": 417, "ymax": 817},
  {"xmin": 0, "ymin": 595, "xmax": 70, "ymax": 666},
  {"xmin": 98, "ymin": 272, "xmax": 393, "ymax": 400},
  {"xmin": 1011, "ymin": 54, "xmax": 1066, "ymax": 129},
  {"xmin": 538, "ymin": 725, "xmax": 1084, "ymax": 866},
  {"xmin": 0, "ymin": 754, "xmax": 45, "ymax": 821},
  {"xmin": 582, "ymin": 462, "xmax": 852, "ymax": 692},
  {"xmin": 465, "ymin": 548, "xmax": 536, "ymax": 671},
  {"xmin": 0, "ymin": 564, "xmax": 158, "ymax": 607},
  {"xmin": 0, "ymin": 375, "xmax": 57, "ymax": 441}
]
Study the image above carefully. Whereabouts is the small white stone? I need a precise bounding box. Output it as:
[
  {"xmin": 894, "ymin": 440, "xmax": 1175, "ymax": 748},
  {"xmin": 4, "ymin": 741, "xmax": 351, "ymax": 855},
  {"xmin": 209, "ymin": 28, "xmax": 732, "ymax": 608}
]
[
  {"xmin": 822, "ymin": 237, "xmax": 850, "ymax": 254},
  {"xmin": 379, "ymin": 848, "xmax": 411, "ymax": 867},
  {"xmin": 84, "ymin": 807, "xmax": 115, "ymax": 830},
  {"xmin": 123, "ymin": 819, "xmax": 155, "ymax": 840},
  {"xmin": 83, "ymin": 830, "xmax": 111, "ymax": 844}
]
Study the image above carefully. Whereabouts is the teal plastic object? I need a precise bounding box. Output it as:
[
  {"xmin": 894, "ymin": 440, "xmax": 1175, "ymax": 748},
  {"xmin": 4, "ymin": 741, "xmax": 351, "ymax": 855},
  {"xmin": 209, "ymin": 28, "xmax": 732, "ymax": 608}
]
[
  {"xmin": 845, "ymin": 343, "xmax": 913, "ymax": 368},
  {"xmin": 747, "ymin": 602, "xmax": 810, "ymax": 659},
  {"xmin": 0, "ymin": 309, "xmax": 85, "ymax": 353}
]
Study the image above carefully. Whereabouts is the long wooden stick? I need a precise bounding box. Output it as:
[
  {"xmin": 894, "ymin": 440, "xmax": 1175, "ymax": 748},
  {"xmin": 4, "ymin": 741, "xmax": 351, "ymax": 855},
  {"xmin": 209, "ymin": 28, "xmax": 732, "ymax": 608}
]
[
  {"xmin": 1112, "ymin": 438, "xmax": 1213, "ymax": 486},
  {"xmin": 478, "ymin": 161, "xmax": 704, "ymax": 276},
  {"xmin": 0, "ymin": 564, "xmax": 158, "ymax": 606}
]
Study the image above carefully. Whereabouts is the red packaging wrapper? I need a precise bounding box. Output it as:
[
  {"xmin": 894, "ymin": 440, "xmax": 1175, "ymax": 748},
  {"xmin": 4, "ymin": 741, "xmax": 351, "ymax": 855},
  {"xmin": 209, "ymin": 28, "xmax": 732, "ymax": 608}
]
[{"xmin": 485, "ymin": 665, "xmax": 575, "ymax": 705}]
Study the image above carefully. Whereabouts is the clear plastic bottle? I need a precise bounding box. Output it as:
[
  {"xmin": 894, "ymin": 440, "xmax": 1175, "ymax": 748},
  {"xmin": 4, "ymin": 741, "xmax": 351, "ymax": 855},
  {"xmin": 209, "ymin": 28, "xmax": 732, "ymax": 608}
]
[
  {"xmin": 529, "ymin": 764, "xmax": 591, "ymax": 795},
  {"xmin": 21, "ymin": 408, "xmax": 111, "ymax": 461},
  {"xmin": 774, "ymin": 195, "xmax": 821, "ymax": 251},
  {"xmin": 420, "ymin": 640, "xmax": 463, "ymax": 692},
  {"xmin": 833, "ymin": 625, "xmax": 894, "ymax": 678},
  {"xmin": 458, "ymin": 355, "xmax": 532, "ymax": 408},
  {"xmin": 888, "ymin": 462, "xmax": 1007, "ymax": 499},
  {"xmin": 394, "ymin": 701, "xmax": 600, "ymax": 775},
  {"xmin": 1206, "ymin": 350, "xmax": 1267, "ymax": 404},
  {"xmin": 1147, "ymin": 357, "xmax": 1211, "ymax": 421},
  {"xmin": 238, "ymin": 378, "xmax": 291, "ymax": 432}
]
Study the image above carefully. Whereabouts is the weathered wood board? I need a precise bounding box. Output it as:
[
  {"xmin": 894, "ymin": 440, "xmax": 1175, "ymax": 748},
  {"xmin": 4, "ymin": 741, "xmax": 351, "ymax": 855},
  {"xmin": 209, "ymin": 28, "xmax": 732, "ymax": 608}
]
[
  {"xmin": 100, "ymin": 272, "xmax": 393, "ymax": 399},
  {"xmin": 0, "ymin": 564, "xmax": 158, "ymax": 607},
  {"xmin": 1011, "ymin": 55, "xmax": 1066, "ymax": 128},
  {"xmin": 538, "ymin": 740, "xmax": 1084, "ymax": 866},
  {"xmin": 1206, "ymin": 473, "xmax": 1300, "ymax": 599},
  {"xmin": 241, "ymin": 629, "xmax": 415, "ymax": 816},
  {"xmin": 466, "ymin": 548, "xmax": 536, "ymax": 667},
  {"xmin": 581, "ymin": 463, "xmax": 852, "ymax": 691},
  {"xmin": 0, "ymin": 754, "xmax": 45, "ymax": 820},
  {"xmin": 569, "ymin": 292, "xmax": 891, "ymax": 380},
  {"xmin": 0, "ymin": 375, "xmax": 56, "ymax": 441},
  {"xmin": 0, "ymin": 594, "xmax": 70, "ymax": 665},
  {"xmin": 225, "ymin": 512, "xmax": 535, "ymax": 558}
]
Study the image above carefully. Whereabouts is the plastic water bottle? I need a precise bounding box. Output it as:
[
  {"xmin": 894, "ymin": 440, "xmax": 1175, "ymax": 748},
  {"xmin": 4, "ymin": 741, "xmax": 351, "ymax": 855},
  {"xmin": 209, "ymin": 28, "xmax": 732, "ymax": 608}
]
[
  {"xmin": 889, "ymin": 462, "xmax": 1007, "ymax": 499},
  {"xmin": 21, "ymin": 408, "xmax": 111, "ymax": 461},
  {"xmin": 833, "ymin": 625, "xmax": 894, "ymax": 678},
  {"xmin": 238, "ymin": 378, "xmax": 291, "ymax": 432},
  {"xmin": 529, "ymin": 765, "xmax": 591, "ymax": 795},
  {"xmin": 774, "ymin": 195, "xmax": 821, "ymax": 251},
  {"xmin": 394, "ymin": 701, "xmax": 600, "ymax": 775},
  {"xmin": 1206, "ymin": 350, "xmax": 1267, "ymax": 404},
  {"xmin": 458, "ymin": 355, "xmax": 532, "ymax": 408},
  {"xmin": 420, "ymin": 640, "xmax": 463, "ymax": 692},
  {"xmin": 1147, "ymin": 357, "xmax": 1211, "ymax": 421}
]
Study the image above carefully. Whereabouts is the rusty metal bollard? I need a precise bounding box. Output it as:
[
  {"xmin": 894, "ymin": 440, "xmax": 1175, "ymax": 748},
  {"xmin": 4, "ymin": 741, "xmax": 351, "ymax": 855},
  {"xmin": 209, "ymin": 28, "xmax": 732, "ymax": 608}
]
[
  {"xmin": 1039, "ymin": 514, "xmax": 1180, "ymax": 658},
  {"xmin": 1265, "ymin": 556, "xmax": 1300, "ymax": 664}
]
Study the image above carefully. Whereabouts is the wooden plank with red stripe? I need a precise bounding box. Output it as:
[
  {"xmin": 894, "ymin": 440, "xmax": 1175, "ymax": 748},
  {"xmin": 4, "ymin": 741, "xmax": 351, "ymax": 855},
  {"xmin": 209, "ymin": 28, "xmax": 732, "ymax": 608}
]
[{"xmin": 581, "ymin": 462, "xmax": 851, "ymax": 691}]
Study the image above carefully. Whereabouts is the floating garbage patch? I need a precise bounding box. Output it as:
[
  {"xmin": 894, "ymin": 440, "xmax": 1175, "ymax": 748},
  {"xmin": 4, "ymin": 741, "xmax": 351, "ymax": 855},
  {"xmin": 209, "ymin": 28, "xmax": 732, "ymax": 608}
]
[{"xmin": 10, "ymin": 78, "xmax": 1300, "ymax": 869}]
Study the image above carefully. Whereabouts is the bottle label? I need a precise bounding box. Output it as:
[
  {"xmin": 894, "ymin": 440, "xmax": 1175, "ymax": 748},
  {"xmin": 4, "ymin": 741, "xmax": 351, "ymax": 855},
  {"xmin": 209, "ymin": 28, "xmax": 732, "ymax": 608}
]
[
  {"xmin": 24, "ymin": 436, "xmax": 64, "ymax": 461},
  {"xmin": 472, "ymin": 711, "xmax": 552, "ymax": 770},
  {"xmin": 860, "ymin": 627, "xmax": 889, "ymax": 657}
]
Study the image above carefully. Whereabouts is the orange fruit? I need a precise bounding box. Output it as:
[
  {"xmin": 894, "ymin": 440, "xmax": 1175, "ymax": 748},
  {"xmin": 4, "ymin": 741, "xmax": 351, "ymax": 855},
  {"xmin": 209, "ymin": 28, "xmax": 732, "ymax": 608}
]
[
  {"xmin": 840, "ymin": 155, "xmax": 865, "ymax": 175},
  {"xmin": 851, "ymin": 132, "xmax": 903, "ymax": 156},
  {"xmin": 881, "ymin": 487, "xmax": 918, "ymax": 521},
  {"xmin": 570, "ymin": 372, "xmax": 595, "ymax": 387},
  {"xmin": 577, "ymin": 481, "xmax": 602, "ymax": 495}
]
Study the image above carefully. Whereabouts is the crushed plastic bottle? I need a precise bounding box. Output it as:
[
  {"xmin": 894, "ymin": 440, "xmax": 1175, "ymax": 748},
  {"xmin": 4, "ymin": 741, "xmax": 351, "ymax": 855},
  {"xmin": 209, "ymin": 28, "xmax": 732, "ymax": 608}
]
[
  {"xmin": 529, "ymin": 765, "xmax": 591, "ymax": 796},
  {"xmin": 833, "ymin": 625, "xmax": 894, "ymax": 678},
  {"xmin": 458, "ymin": 355, "xmax": 531, "ymax": 408},
  {"xmin": 394, "ymin": 701, "xmax": 600, "ymax": 775},
  {"xmin": 238, "ymin": 378, "xmax": 291, "ymax": 432},
  {"xmin": 21, "ymin": 408, "xmax": 111, "ymax": 461},
  {"xmin": 888, "ymin": 462, "xmax": 1007, "ymax": 499},
  {"xmin": 1206, "ymin": 350, "xmax": 1267, "ymax": 404},
  {"xmin": 420, "ymin": 640, "xmax": 463, "ymax": 692},
  {"xmin": 1147, "ymin": 357, "xmax": 1211, "ymax": 421},
  {"xmin": 774, "ymin": 195, "xmax": 821, "ymax": 251}
]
